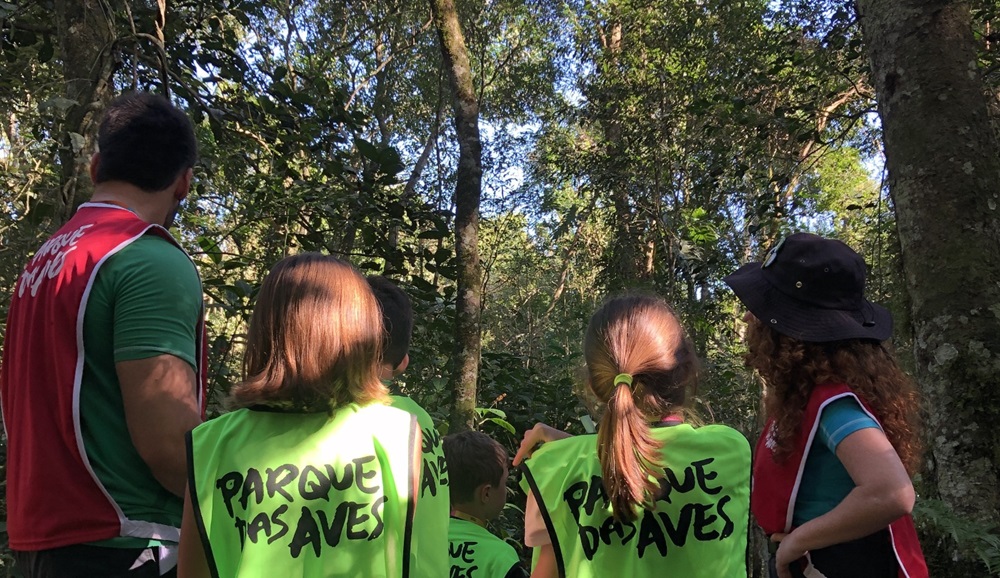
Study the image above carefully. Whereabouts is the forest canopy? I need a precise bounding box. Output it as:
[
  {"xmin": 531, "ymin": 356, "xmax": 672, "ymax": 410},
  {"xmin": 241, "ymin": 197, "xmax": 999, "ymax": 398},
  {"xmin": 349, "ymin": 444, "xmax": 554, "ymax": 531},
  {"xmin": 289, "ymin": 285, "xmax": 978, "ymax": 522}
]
[{"xmin": 1, "ymin": 0, "xmax": 999, "ymax": 575}]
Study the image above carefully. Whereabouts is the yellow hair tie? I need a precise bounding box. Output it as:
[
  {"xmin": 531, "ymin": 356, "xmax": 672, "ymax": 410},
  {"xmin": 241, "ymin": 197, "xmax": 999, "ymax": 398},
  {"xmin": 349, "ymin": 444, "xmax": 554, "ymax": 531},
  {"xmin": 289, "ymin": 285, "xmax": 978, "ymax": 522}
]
[{"xmin": 614, "ymin": 373, "xmax": 633, "ymax": 387}]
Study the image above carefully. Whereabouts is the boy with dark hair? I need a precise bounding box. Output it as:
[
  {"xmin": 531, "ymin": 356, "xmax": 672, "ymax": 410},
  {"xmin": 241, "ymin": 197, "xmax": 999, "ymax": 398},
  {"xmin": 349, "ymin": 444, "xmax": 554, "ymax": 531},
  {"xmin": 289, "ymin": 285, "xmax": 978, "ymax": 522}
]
[
  {"xmin": 367, "ymin": 275, "xmax": 449, "ymax": 577},
  {"xmin": 367, "ymin": 275, "xmax": 413, "ymax": 378},
  {"xmin": 444, "ymin": 431, "xmax": 528, "ymax": 578}
]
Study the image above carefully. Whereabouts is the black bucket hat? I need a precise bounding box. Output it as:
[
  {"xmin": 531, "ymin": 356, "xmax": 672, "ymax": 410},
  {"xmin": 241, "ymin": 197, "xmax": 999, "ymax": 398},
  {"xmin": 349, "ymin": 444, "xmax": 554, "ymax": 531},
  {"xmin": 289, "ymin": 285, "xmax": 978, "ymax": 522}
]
[{"xmin": 723, "ymin": 233, "xmax": 892, "ymax": 343}]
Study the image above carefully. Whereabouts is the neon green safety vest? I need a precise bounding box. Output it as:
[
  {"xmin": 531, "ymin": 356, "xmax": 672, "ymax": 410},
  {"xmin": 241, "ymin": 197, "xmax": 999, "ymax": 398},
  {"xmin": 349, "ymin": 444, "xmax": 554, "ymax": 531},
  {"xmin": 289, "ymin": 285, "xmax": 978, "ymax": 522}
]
[
  {"xmin": 390, "ymin": 395, "xmax": 450, "ymax": 577},
  {"xmin": 188, "ymin": 403, "xmax": 420, "ymax": 578},
  {"xmin": 520, "ymin": 424, "xmax": 751, "ymax": 578},
  {"xmin": 448, "ymin": 518, "xmax": 523, "ymax": 578}
]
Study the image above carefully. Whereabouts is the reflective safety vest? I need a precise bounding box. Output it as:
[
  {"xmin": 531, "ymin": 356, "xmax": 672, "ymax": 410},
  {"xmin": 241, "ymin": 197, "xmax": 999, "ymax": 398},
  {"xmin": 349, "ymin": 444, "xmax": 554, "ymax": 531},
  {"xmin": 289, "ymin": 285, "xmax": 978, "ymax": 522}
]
[
  {"xmin": 390, "ymin": 396, "xmax": 450, "ymax": 577},
  {"xmin": 448, "ymin": 518, "xmax": 523, "ymax": 578},
  {"xmin": 1, "ymin": 203, "xmax": 206, "ymax": 550},
  {"xmin": 188, "ymin": 403, "xmax": 420, "ymax": 578},
  {"xmin": 520, "ymin": 424, "xmax": 751, "ymax": 578},
  {"xmin": 752, "ymin": 383, "xmax": 928, "ymax": 578}
]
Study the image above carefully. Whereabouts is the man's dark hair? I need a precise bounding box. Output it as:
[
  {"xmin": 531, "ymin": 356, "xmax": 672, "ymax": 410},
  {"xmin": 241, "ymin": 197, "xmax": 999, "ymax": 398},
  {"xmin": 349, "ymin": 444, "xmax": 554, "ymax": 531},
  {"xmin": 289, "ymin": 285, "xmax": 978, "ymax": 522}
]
[
  {"xmin": 443, "ymin": 431, "xmax": 507, "ymax": 504},
  {"xmin": 367, "ymin": 276, "xmax": 413, "ymax": 369},
  {"xmin": 95, "ymin": 92, "xmax": 197, "ymax": 192}
]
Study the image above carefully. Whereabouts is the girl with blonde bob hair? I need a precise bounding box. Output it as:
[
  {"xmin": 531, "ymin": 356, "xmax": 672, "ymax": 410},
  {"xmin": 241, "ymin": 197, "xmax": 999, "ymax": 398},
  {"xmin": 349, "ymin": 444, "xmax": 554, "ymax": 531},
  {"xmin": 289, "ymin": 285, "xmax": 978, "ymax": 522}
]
[
  {"xmin": 233, "ymin": 252, "xmax": 387, "ymax": 411},
  {"xmin": 514, "ymin": 294, "xmax": 751, "ymax": 578},
  {"xmin": 179, "ymin": 253, "xmax": 436, "ymax": 578}
]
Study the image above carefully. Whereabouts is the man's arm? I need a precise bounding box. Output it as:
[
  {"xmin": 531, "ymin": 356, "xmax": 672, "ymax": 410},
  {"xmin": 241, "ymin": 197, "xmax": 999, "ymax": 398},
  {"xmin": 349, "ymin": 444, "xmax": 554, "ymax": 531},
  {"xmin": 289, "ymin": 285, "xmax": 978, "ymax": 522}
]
[{"xmin": 118, "ymin": 355, "xmax": 201, "ymax": 497}]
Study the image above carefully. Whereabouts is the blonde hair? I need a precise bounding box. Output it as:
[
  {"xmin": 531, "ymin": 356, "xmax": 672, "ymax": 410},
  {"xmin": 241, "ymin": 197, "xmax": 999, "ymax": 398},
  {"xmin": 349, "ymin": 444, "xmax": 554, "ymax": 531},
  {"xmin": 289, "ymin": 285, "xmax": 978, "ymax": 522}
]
[
  {"xmin": 229, "ymin": 253, "xmax": 388, "ymax": 411},
  {"xmin": 584, "ymin": 294, "xmax": 699, "ymax": 522}
]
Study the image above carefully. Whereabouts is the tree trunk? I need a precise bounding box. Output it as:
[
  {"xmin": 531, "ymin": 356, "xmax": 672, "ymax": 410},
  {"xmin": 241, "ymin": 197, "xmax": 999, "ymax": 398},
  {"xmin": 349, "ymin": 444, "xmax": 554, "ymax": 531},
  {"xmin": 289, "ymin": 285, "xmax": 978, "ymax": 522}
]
[
  {"xmin": 857, "ymin": 0, "xmax": 1000, "ymax": 567},
  {"xmin": 55, "ymin": 0, "xmax": 115, "ymax": 223},
  {"xmin": 600, "ymin": 19, "xmax": 647, "ymax": 289},
  {"xmin": 430, "ymin": 0, "xmax": 483, "ymax": 433}
]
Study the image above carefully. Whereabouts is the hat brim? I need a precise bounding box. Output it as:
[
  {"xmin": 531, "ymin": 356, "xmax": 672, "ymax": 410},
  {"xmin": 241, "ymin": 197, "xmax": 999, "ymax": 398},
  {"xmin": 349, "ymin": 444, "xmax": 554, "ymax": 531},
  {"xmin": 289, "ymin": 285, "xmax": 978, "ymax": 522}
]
[{"xmin": 723, "ymin": 262, "xmax": 893, "ymax": 342}]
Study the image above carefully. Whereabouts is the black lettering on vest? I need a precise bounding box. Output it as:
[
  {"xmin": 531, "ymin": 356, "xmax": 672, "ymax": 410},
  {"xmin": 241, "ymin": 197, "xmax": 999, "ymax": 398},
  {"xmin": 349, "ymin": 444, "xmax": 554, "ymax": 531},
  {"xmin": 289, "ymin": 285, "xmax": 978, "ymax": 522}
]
[
  {"xmin": 316, "ymin": 502, "xmax": 350, "ymax": 548},
  {"xmin": 599, "ymin": 514, "xmax": 636, "ymax": 548},
  {"xmin": 247, "ymin": 511, "xmax": 272, "ymax": 544},
  {"xmin": 422, "ymin": 457, "xmax": 438, "ymax": 497},
  {"xmin": 268, "ymin": 504, "xmax": 290, "ymax": 545},
  {"xmin": 564, "ymin": 481, "xmax": 587, "ymax": 522},
  {"xmin": 289, "ymin": 506, "xmax": 321, "ymax": 558},
  {"xmin": 346, "ymin": 501, "xmax": 371, "ymax": 539},
  {"xmin": 370, "ymin": 495, "xmax": 386, "ymax": 540},
  {"xmin": 266, "ymin": 464, "xmax": 299, "ymax": 502},
  {"xmin": 658, "ymin": 504, "xmax": 693, "ymax": 547},
  {"xmin": 438, "ymin": 452, "xmax": 449, "ymax": 487},
  {"xmin": 354, "ymin": 456, "xmax": 379, "ymax": 494},
  {"xmin": 234, "ymin": 516, "xmax": 248, "ymax": 550},
  {"xmin": 300, "ymin": 465, "xmax": 332, "ymax": 501},
  {"xmin": 450, "ymin": 565, "xmax": 479, "ymax": 578},
  {"xmin": 579, "ymin": 524, "xmax": 600, "ymax": 560},
  {"xmin": 692, "ymin": 458, "xmax": 722, "ymax": 495},
  {"xmin": 583, "ymin": 476, "xmax": 607, "ymax": 516},
  {"xmin": 660, "ymin": 466, "xmax": 695, "ymax": 504},
  {"xmin": 422, "ymin": 426, "xmax": 441, "ymax": 453},
  {"xmin": 692, "ymin": 502, "xmax": 719, "ymax": 541},
  {"xmin": 716, "ymin": 495, "xmax": 735, "ymax": 539},
  {"xmin": 240, "ymin": 468, "xmax": 265, "ymax": 509},
  {"xmin": 636, "ymin": 509, "xmax": 667, "ymax": 558},
  {"xmin": 325, "ymin": 462, "xmax": 355, "ymax": 491},
  {"xmin": 449, "ymin": 541, "xmax": 478, "ymax": 564},
  {"xmin": 217, "ymin": 471, "xmax": 243, "ymax": 518}
]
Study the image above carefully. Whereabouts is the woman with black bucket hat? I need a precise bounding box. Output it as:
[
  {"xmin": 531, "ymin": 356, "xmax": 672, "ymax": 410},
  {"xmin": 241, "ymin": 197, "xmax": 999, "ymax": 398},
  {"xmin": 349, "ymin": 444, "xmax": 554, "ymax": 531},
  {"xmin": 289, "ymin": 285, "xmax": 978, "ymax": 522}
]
[{"xmin": 724, "ymin": 233, "xmax": 927, "ymax": 578}]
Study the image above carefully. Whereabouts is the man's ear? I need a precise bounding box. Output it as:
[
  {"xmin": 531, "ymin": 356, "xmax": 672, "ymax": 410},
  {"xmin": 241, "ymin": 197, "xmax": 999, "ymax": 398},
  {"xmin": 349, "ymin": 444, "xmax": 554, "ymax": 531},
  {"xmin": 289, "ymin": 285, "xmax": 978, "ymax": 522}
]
[
  {"xmin": 392, "ymin": 353, "xmax": 410, "ymax": 377},
  {"xmin": 174, "ymin": 167, "xmax": 193, "ymax": 201},
  {"xmin": 89, "ymin": 153, "xmax": 101, "ymax": 183}
]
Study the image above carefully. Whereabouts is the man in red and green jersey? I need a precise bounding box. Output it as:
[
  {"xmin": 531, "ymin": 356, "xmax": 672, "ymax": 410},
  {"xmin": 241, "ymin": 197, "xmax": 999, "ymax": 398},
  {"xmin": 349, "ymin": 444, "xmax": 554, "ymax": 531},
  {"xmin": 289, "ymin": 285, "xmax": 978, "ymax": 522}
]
[{"xmin": 0, "ymin": 93, "xmax": 206, "ymax": 577}]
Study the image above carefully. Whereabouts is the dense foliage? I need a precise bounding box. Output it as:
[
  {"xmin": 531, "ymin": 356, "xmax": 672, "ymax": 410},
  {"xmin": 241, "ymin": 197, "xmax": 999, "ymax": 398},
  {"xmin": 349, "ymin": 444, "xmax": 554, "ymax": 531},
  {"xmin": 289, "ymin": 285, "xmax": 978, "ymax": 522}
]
[{"xmin": 2, "ymin": 0, "xmax": 999, "ymax": 575}]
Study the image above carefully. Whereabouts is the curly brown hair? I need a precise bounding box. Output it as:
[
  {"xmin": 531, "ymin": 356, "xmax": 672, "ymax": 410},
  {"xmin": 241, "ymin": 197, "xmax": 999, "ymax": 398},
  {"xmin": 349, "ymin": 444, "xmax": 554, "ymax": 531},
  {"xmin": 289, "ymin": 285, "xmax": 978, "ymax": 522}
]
[{"xmin": 744, "ymin": 315, "xmax": 922, "ymax": 475}]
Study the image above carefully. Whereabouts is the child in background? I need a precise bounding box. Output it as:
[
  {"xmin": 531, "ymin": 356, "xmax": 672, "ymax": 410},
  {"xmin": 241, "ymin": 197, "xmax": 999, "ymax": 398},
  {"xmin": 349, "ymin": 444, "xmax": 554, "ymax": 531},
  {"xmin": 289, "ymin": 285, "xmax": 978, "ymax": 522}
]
[
  {"xmin": 178, "ymin": 254, "xmax": 434, "ymax": 577},
  {"xmin": 443, "ymin": 431, "xmax": 529, "ymax": 578},
  {"xmin": 514, "ymin": 294, "xmax": 751, "ymax": 578},
  {"xmin": 368, "ymin": 275, "xmax": 450, "ymax": 578}
]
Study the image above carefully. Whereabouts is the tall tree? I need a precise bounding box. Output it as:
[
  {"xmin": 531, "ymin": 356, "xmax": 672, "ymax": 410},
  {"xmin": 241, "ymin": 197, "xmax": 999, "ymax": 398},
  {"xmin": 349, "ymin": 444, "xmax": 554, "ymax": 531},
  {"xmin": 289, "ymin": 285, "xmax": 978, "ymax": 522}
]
[
  {"xmin": 53, "ymin": 0, "xmax": 115, "ymax": 222},
  {"xmin": 430, "ymin": 0, "xmax": 483, "ymax": 432},
  {"xmin": 857, "ymin": 0, "xmax": 1000, "ymax": 565}
]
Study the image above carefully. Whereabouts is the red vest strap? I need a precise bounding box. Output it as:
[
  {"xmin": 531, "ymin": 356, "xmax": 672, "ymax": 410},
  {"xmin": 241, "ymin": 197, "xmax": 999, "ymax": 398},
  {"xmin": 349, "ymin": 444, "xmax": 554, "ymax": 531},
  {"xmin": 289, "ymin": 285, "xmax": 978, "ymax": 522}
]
[
  {"xmin": 1, "ymin": 204, "xmax": 206, "ymax": 549},
  {"xmin": 751, "ymin": 383, "xmax": 927, "ymax": 578}
]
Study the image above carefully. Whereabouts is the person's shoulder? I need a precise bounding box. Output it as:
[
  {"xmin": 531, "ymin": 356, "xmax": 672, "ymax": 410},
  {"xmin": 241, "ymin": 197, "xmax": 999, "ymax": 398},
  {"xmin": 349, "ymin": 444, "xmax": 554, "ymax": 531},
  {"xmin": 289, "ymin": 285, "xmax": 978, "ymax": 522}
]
[
  {"xmin": 660, "ymin": 423, "xmax": 752, "ymax": 466},
  {"xmin": 191, "ymin": 408, "xmax": 248, "ymax": 436},
  {"xmin": 691, "ymin": 423, "xmax": 751, "ymax": 446},
  {"xmin": 388, "ymin": 395, "xmax": 434, "ymax": 428},
  {"xmin": 818, "ymin": 395, "xmax": 880, "ymax": 447},
  {"xmin": 822, "ymin": 395, "xmax": 869, "ymax": 416},
  {"xmin": 454, "ymin": 519, "xmax": 517, "ymax": 554},
  {"xmin": 355, "ymin": 401, "xmax": 420, "ymax": 433},
  {"xmin": 533, "ymin": 432, "xmax": 596, "ymax": 458},
  {"xmin": 107, "ymin": 233, "xmax": 197, "ymax": 280}
]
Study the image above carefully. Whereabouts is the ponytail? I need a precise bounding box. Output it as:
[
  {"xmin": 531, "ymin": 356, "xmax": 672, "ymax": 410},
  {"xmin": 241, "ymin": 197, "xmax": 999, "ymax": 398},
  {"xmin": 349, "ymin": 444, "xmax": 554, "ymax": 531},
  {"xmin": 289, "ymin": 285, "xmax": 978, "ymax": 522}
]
[
  {"xmin": 584, "ymin": 294, "xmax": 700, "ymax": 522},
  {"xmin": 597, "ymin": 381, "xmax": 663, "ymax": 522}
]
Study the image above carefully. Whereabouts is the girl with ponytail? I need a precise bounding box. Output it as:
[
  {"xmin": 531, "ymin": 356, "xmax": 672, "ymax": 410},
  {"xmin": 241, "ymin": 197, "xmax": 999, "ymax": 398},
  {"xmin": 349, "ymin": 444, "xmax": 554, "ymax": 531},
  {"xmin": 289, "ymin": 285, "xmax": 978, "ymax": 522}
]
[{"xmin": 514, "ymin": 294, "xmax": 751, "ymax": 578}]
